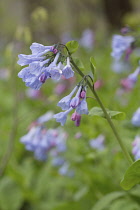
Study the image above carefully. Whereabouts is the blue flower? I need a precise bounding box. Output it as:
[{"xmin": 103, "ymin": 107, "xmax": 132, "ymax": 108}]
[
  {"xmin": 37, "ymin": 111, "xmax": 54, "ymax": 124},
  {"xmin": 48, "ymin": 53, "xmax": 62, "ymax": 80},
  {"xmin": 30, "ymin": 42, "xmax": 52, "ymax": 54},
  {"xmin": 132, "ymin": 136, "xmax": 140, "ymax": 160},
  {"xmin": 62, "ymin": 57, "xmax": 74, "ymax": 79},
  {"xmin": 52, "ymin": 157, "xmax": 65, "ymax": 167},
  {"xmin": 53, "ymin": 107, "xmax": 73, "ymax": 126},
  {"xmin": 20, "ymin": 126, "xmax": 43, "ymax": 151},
  {"xmin": 128, "ymin": 67, "xmax": 140, "ymax": 82},
  {"xmin": 76, "ymin": 98, "xmax": 89, "ymax": 115},
  {"xmin": 70, "ymin": 86, "xmax": 82, "ymax": 108},
  {"xmin": 17, "ymin": 48, "xmax": 50, "ymax": 66},
  {"xmin": 57, "ymin": 86, "xmax": 78, "ymax": 110},
  {"xmin": 131, "ymin": 108, "xmax": 140, "ymax": 127},
  {"xmin": 111, "ymin": 35, "xmax": 134, "ymax": 60},
  {"xmin": 89, "ymin": 134, "xmax": 105, "ymax": 150},
  {"xmin": 18, "ymin": 61, "xmax": 51, "ymax": 89}
]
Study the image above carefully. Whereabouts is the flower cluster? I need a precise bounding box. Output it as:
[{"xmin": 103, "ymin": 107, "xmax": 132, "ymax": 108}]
[
  {"xmin": 20, "ymin": 111, "xmax": 74, "ymax": 176},
  {"xmin": 17, "ymin": 42, "xmax": 74, "ymax": 90},
  {"xmin": 53, "ymin": 85, "xmax": 89, "ymax": 126},
  {"xmin": 132, "ymin": 135, "xmax": 140, "ymax": 160},
  {"xmin": 20, "ymin": 112, "xmax": 67, "ymax": 160},
  {"xmin": 111, "ymin": 35, "xmax": 135, "ymax": 61}
]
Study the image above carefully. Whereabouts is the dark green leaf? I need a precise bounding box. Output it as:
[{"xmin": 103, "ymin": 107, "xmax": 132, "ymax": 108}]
[{"xmin": 120, "ymin": 160, "xmax": 140, "ymax": 190}]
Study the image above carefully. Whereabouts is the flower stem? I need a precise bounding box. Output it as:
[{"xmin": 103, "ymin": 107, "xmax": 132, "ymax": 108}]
[{"xmin": 70, "ymin": 57, "xmax": 133, "ymax": 165}]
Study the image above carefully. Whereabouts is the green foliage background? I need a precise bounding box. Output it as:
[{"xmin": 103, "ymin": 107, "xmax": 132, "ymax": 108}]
[{"xmin": 0, "ymin": 0, "xmax": 140, "ymax": 209}]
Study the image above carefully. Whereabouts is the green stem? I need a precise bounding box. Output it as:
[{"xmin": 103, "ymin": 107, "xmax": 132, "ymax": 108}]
[{"xmin": 70, "ymin": 57, "xmax": 133, "ymax": 165}]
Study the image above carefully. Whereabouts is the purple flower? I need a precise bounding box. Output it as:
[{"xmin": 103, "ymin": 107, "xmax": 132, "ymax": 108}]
[
  {"xmin": 89, "ymin": 134, "xmax": 105, "ymax": 150},
  {"xmin": 53, "ymin": 107, "xmax": 73, "ymax": 126},
  {"xmin": 70, "ymin": 86, "xmax": 82, "ymax": 108},
  {"xmin": 62, "ymin": 57, "xmax": 74, "ymax": 79},
  {"xmin": 71, "ymin": 111, "xmax": 81, "ymax": 127},
  {"xmin": 131, "ymin": 108, "xmax": 140, "ymax": 127},
  {"xmin": 111, "ymin": 35, "xmax": 134, "ymax": 60},
  {"xmin": 57, "ymin": 86, "xmax": 78, "ymax": 110}
]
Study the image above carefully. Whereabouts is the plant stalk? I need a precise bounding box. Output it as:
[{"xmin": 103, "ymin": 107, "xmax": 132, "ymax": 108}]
[{"xmin": 70, "ymin": 57, "xmax": 133, "ymax": 165}]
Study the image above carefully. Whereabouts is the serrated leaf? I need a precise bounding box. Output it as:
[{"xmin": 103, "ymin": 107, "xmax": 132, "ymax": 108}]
[
  {"xmin": 91, "ymin": 191, "xmax": 125, "ymax": 210},
  {"xmin": 73, "ymin": 58, "xmax": 84, "ymax": 71},
  {"xmin": 89, "ymin": 107, "xmax": 126, "ymax": 121},
  {"xmin": 90, "ymin": 56, "xmax": 96, "ymax": 76},
  {"xmin": 120, "ymin": 160, "xmax": 140, "ymax": 190},
  {"xmin": 66, "ymin": 40, "xmax": 79, "ymax": 54}
]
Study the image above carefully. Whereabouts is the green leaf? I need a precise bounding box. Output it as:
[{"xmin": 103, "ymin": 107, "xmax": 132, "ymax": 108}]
[
  {"xmin": 66, "ymin": 40, "xmax": 79, "ymax": 54},
  {"xmin": 120, "ymin": 160, "xmax": 140, "ymax": 190},
  {"xmin": 0, "ymin": 176, "xmax": 23, "ymax": 210},
  {"xmin": 73, "ymin": 58, "xmax": 85, "ymax": 71},
  {"xmin": 91, "ymin": 191, "xmax": 125, "ymax": 210},
  {"xmin": 108, "ymin": 198, "xmax": 140, "ymax": 210},
  {"xmin": 89, "ymin": 107, "xmax": 126, "ymax": 120},
  {"xmin": 90, "ymin": 56, "xmax": 96, "ymax": 76}
]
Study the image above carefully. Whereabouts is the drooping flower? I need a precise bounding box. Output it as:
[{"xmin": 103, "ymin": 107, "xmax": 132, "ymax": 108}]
[
  {"xmin": 132, "ymin": 135, "xmax": 140, "ymax": 160},
  {"xmin": 131, "ymin": 108, "xmax": 140, "ymax": 127},
  {"xmin": 89, "ymin": 134, "xmax": 105, "ymax": 150},
  {"xmin": 17, "ymin": 49, "xmax": 50, "ymax": 66},
  {"xmin": 70, "ymin": 86, "xmax": 82, "ymax": 108},
  {"xmin": 30, "ymin": 42, "xmax": 52, "ymax": 54},
  {"xmin": 48, "ymin": 53, "xmax": 62, "ymax": 80},
  {"xmin": 79, "ymin": 29, "xmax": 94, "ymax": 50},
  {"xmin": 53, "ymin": 107, "xmax": 73, "ymax": 126},
  {"xmin": 121, "ymin": 67, "xmax": 140, "ymax": 91},
  {"xmin": 62, "ymin": 57, "xmax": 74, "ymax": 79},
  {"xmin": 55, "ymin": 85, "xmax": 88, "ymax": 126},
  {"xmin": 57, "ymin": 86, "xmax": 78, "ymax": 110},
  {"xmin": 111, "ymin": 35, "xmax": 134, "ymax": 60}
]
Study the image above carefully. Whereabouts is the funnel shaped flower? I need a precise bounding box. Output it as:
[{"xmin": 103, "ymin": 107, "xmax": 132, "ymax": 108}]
[
  {"xmin": 18, "ymin": 61, "xmax": 50, "ymax": 90},
  {"xmin": 62, "ymin": 57, "xmax": 74, "ymax": 79},
  {"xmin": 57, "ymin": 86, "xmax": 78, "ymax": 110},
  {"xmin": 131, "ymin": 108, "xmax": 140, "ymax": 127},
  {"xmin": 76, "ymin": 98, "xmax": 89, "ymax": 115},
  {"xmin": 53, "ymin": 107, "xmax": 73, "ymax": 126},
  {"xmin": 132, "ymin": 136, "xmax": 140, "ymax": 160},
  {"xmin": 121, "ymin": 67, "xmax": 140, "ymax": 91},
  {"xmin": 89, "ymin": 134, "xmax": 105, "ymax": 150},
  {"xmin": 30, "ymin": 42, "xmax": 52, "ymax": 54},
  {"xmin": 70, "ymin": 86, "xmax": 82, "ymax": 108}
]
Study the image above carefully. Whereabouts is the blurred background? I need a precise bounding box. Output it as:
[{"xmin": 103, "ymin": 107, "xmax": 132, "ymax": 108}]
[{"xmin": 1, "ymin": 0, "xmax": 140, "ymax": 210}]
